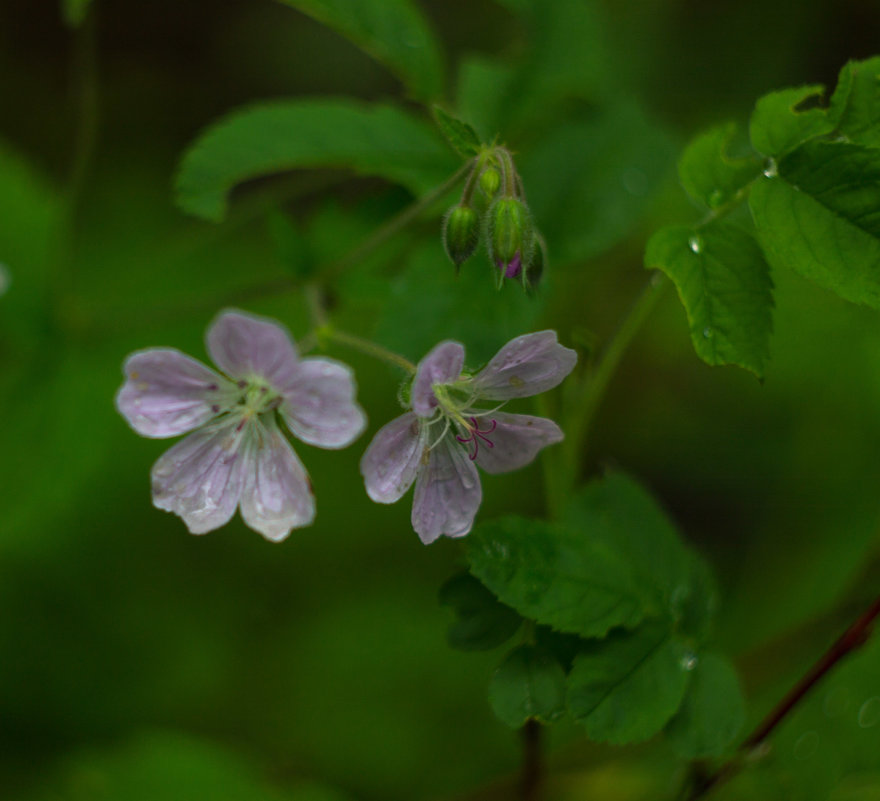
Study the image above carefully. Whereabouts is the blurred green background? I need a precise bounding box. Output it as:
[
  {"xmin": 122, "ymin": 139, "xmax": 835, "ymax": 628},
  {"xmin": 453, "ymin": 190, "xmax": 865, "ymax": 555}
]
[{"xmin": 1, "ymin": 1, "xmax": 880, "ymax": 799}]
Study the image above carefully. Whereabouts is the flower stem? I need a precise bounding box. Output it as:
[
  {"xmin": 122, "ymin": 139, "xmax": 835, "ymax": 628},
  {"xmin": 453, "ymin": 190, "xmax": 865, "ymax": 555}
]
[
  {"xmin": 544, "ymin": 272, "xmax": 667, "ymax": 517},
  {"xmin": 685, "ymin": 592, "xmax": 880, "ymax": 800},
  {"xmin": 521, "ymin": 719, "xmax": 542, "ymax": 801},
  {"xmin": 319, "ymin": 327, "xmax": 416, "ymax": 373}
]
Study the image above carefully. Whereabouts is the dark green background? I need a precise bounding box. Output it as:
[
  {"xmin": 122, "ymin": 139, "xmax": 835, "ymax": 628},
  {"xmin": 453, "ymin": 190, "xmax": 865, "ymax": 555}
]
[{"xmin": 1, "ymin": 1, "xmax": 879, "ymax": 799}]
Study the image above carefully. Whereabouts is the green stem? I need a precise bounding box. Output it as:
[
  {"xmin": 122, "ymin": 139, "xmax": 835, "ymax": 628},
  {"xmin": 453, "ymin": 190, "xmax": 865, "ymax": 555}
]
[
  {"xmin": 544, "ymin": 273, "xmax": 667, "ymax": 516},
  {"xmin": 320, "ymin": 328, "xmax": 416, "ymax": 373}
]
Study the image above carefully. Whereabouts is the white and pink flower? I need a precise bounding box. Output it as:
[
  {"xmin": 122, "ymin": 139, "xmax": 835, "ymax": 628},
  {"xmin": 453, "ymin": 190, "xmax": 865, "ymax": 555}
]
[
  {"xmin": 360, "ymin": 331, "xmax": 577, "ymax": 544},
  {"xmin": 116, "ymin": 310, "xmax": 365, "ymax": 541}
]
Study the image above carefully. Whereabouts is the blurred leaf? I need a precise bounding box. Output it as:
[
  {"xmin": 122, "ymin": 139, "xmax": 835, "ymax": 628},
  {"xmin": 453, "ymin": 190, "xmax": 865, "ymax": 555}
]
[
  {"xmin": 831, "ymin": 56, "xmax": 880, "ymax": 147},
  {"xmin": 20, "ymin": 731, "xmax": 352, "ymax": 801},
  {"xmin": 438, "ymin": 572, "xmax": 521, "ymax": 651},
  {"xmin": 488, "ymin": 644, "xmax": 566, "ymax": 728},
  {"xmin": 749, "ymin": 85, "xmax": 836, "ymax": 158},
  {"xmin": 645, "ymin": 221, "xmax": 773, "ymax": 376},
  {"xmin": 275, "ymin": 0, "xmax": 444, "ymax": 101},
  {"xmin": 432, "ymin": 106, "xmax": 481, "ymax": 158},
  {"xmin": 374, "ymin": 240, "xmax": 542, "ymax": 365},
  {"xmin": 522, "ymin": 102, "xmax": 675, "ymax": 265},
  {"xmin": 466, "ymin": 515, "xmax": 651, "ymax": 638},
  {"xmin": 566, "ymin": 621, "xmax": 693, "ymax": 744},
  {"xmin": 665, "ymin": 652, "xmax": 746, "ymax": 758},
  {"xmin": 676, "ymin": 552, "xmax": 719, "ymax": 645},
  {"xmin": 61, "ymin": 0, "xmax": 92, "ymax": 27},
  {"xmin": 175, "ymin": 100, "xmax": 456, "ymax": 221},
  {"xmin": 456, "ymin": 56, "xmax": 517, "ymax": 141},
  {"xmin": 678, "ymin": 122, "xmax": 761, "ymax": 209},
  {"xmin": 750, "ymin": 141, "xmax": 880, "ymax": 309},
  {"xmin": 562, "ymin": 472, "xmax": 712, "ymax": 630},
  {"xmin": 267, "ymin": 210, "xmax": 314, "ymax": 278}
]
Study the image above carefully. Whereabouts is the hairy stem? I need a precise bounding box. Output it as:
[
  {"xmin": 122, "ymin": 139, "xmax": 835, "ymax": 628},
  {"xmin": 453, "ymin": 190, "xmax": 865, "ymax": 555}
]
[
  {"xmin": 320, "ymin": 328, "xmax": 416, "ymax": 373},
  {"xmin": 686, "ymin": 593, "xmax": 880, "ymax": 800}
]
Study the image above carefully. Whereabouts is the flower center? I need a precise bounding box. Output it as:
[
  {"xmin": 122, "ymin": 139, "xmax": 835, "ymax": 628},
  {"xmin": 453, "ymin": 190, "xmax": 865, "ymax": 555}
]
[
  {"xmin": 455, "ymin": 416, "xmax": 497, "ymax": 461},
  {"xmin": 233, "ymin": 380, "xmax": 282, "ymax": 430}
]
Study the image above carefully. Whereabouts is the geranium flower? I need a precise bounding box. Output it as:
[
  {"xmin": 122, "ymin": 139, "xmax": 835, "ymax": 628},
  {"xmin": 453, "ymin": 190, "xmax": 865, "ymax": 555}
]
[
  {"xmin": 116, "ymin": 310, "xmax": 366, "ymax": 541},
  {"xmin": 360, "ymin": 332, "xmax": 577, "ymax": 543}
]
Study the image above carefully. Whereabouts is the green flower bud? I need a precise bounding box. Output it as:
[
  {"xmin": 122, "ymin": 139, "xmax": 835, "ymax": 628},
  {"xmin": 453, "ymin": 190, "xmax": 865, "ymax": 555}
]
[
  {"xmin": 479, "ymin": 166, "xmax": 501, "ymax": 198},
  {"xmin": 523, "ymin": 233, "xmax": 546, "ymax": 292},
  {"xmin": 442, "ymin": 205, "xmax": 480, "ymax": 268},
  {"xmin": 486, "ymin": 198, "xmax": 533, "ymax": 277}
]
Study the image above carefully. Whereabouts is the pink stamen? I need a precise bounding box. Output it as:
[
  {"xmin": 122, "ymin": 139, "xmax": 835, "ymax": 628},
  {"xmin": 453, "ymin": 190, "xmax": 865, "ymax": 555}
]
[{"xmin": 455, "ymin": 416, "xmax": 497, "ymax": 460}]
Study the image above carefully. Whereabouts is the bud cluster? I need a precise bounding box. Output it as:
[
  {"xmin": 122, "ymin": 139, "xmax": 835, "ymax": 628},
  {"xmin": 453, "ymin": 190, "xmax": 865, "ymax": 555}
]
[{"xmin": 441, "ymin": 146, "xmax": 545, "ymax": 292}]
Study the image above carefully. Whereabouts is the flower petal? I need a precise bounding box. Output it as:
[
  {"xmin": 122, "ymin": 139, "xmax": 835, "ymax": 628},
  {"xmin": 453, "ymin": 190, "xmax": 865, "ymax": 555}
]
[
  {"xmin": 239, "ymin": 416, "xmax": 315, "ymax": 541},
  {"xmin": 472, "ymin": 331, "xmax": 577, "ymax": 400},
  {"xmin": 280, "ymin": 357, "xmax": 366, "ymax": 448},
  {"xmin": 116, "ymin": 348, "xmax": 237, "ymax": 438},
  {"xmin": 151, "ymin": 418, "xmax": 246, "ymax": 534},
  {"xmin": 412, "ymin": 341, "xmax": 465, "ymax": 417},
  {"xmin": 360, "ymin": 412, "xmax": 425, "ymax": 503},
  {"xmin": 411, "ymin": 436, "xmax": 481, "ymax": 544},
  {"xmin": 206, "ymin": 309, "xmax": 300, "ymax": 388},
  {"xmin": 473, "ymin": 412, "xmax": 563, "ymax": 474}
]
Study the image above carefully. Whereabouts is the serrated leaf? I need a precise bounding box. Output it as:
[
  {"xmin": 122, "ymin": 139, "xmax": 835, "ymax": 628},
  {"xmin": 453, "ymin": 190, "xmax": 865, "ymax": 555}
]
[
  {"xmin": 665, "ymin": 652, "xmax": 745, "ymax": 758},
  {"xmin": 431, "ymin": 106, "xmax": 481, "ymax": 158},
  {"xmin": 830, "ymin": 56, "xmax": 880, "ymax": 147},
  {"xmin": 488, "ymin": 645, "xmax": 566, "ymax": 728},
  {"xmin": 61, "ymin": 0, "xmax": 92, "ymax": 26},
  {"xmin": 275, "ymin": 0, "xmax": 444, "ymax": 101},
  {"xmin": 438, "ymin": 573, "xmax": 521, "ymax": 651},
  {"xmin": 750, "ymin": 84, "xmax": 837, "ymax": 158},
  {"xmin": 566, "ymin": 622, "xmax": 693, "ymax": 745},
  {"xmin": 466, "ymin": 516, "xmax": 652, "ymax": 639},
  {"xmin": 175, "ymin": 100, "xmax": 456, "ymax": 221},
  {"xmin": 563, "ymin": 472, "xmax": 709, "ymax": 627},
  {"xmin": 645, "ymin": 221, "xmax": 774, "ymax": 376},
  {"xmin": 750, "ymin": 140, "xmax": 880, "ymax": 309},
  {"xmin": 678, "ymin": 122, "xmax": 762, "ymax": 209}
]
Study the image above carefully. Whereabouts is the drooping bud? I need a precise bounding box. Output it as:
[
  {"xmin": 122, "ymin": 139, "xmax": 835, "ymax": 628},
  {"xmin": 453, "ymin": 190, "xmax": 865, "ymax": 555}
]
[
  {"xmin": 523, "ymin": 233, "xmax": 546, "ymax": 293},
  {"xmin": 479, "ymin": 166, "xmax": 501, "ymax": 199},
  {"xmin": 486, "ymin": 198, "xmax": 533, "ymax": 282},
  {"xmin": 442, "ymin": 205, "xmax": 480, "ymax": 268}
]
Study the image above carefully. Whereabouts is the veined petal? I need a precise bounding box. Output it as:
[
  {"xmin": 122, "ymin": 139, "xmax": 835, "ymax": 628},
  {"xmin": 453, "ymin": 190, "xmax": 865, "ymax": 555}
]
[
  {"xmin": 412, "ymin": 436, "xmax": 481, "ymax": 544},
  {"xmin": 472, "ymin": 331, "xmax": 577, "ymax": 400},
  {"xmin": 239, "ymin": 416, "xmax": 315, "ymax": 542},
  {"xmin": 473, "ymin": 412, "xmax": 563, "ymax": 474},
  {"xmin": 206, "ymin": 309, "xmax": 300, "ymax": 388},
  {"xmin": 151, "ymin": 418, "xmax": 247, "ymax": 534},
  {"xmin": 412, "ymin": 341, "xmax": 465, "ymax": 417},
  {"xmin": 360, "ymin": 412, "xmax": 425, "ymax": 504},
  {"xmin": 116, "ymin": 348, "xmax": 237, "ymax": 438},
  {"xmin": 280, "ymin": 357, "xmax": 366, "ymax": 449}
]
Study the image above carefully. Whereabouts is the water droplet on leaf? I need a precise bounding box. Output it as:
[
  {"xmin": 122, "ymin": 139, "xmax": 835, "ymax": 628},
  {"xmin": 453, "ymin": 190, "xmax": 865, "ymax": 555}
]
[
  {"xmin": 688, "ymin": 235, "xmax": 702, "ymax": 254},
  {"xmin": 679, "ymin": 652, "xmax": 698, "ymax": 671},
  {"xmin": 763, "ymin": 159, "xmax": 778, "ymax": 178},
  {"xmin": 858, "ymin": 696, "xmax": 880, "ymax": 728},
  {"xmin": 703, "ymin": 327, "xmax": 713, "ymax": 339}
]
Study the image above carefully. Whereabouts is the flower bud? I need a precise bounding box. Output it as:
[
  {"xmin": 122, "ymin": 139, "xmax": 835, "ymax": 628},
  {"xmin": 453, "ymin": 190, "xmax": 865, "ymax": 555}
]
[
  {"xmin": 442, "ymin": 205, "xmax": 480, "ymax": 268},
  {"xmin": 486, "ymin": 198, "xmax": 533, "ymax": 279},
  {"xmin": 479, "ymin": 166, "xmax": 501, "ymax": 199},
  {"xmin": 523, "ymin": 234, "xmax": 546, "ymax": 292}
]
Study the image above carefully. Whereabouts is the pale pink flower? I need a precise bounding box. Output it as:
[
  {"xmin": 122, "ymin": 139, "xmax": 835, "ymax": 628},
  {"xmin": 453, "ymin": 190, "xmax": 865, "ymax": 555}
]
[
  {"xmin": 116, "ymin": 310, "xmax": 365, "ymax": 541},
  {"xmin": 360, "ymin": 332, "xmax": 577, "ymax": 544}
]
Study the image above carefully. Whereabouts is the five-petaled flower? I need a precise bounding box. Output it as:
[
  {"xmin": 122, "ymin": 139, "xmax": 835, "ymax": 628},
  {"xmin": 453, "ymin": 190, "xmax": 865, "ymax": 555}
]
[
  {"xmin": 360, "ymin": 332, "xmax": 577, "ymax": 544},
  {"xmin": 116, "ymin": 310, "xmax": 366, "ymax": 541}
]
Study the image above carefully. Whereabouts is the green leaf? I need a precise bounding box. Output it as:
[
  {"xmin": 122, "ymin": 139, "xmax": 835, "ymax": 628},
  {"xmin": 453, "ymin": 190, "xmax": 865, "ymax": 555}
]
[
  {"xmin": 563, "ymin": 472, "xmax": 708, "ymax": 626},
  {"xmin": 664, "ymin": 652, "xmax": 746, "ymax": 758},
  {"xmin": 522, "ymin": 101, "xmax": 675, "ymax": 265},
  {"xmin": 566, "ymin": 622, "xmax": 693, "ymax": 745},
  {"xmin": 431, "ymin": 106, "xmax": 482, "ymax": 158},
  {"xmin": 275, "ymin": 0, "xmax": 444, "ymax": 101},
  {"xmin": 645, "ymin": 221, "xmax": 774, "ymax": 376},
  {"xmin": 750, "ymin": 84, "xmax": 836, "ymax": 158},
  {"xmin": 438, "ymin": 573, "xmax": 521, "ymax": 651},
  {"xmin": 675, "ymin": 552, "xmax": 718, "ymax": 644},
  {"xmin": 488, "ymin": 645, "xmax": 567, "ymax": 728},
  {"xmin": 678, "ymin": 122, "xmax": 762, "ymax": 209},
  {"xmin": 267, "ymin": 210, "xmax": 315, "ymax": 279},
  {"xmin": 466, "ymin": 516, "xmax": 651, "ymax": 638},
  {"xmin": 175, "ymin": 99, "xmax": 457, "ymax": 221},
  {"xmin": 830, "ymin": 56, "xmax": 880, "ymax": 147},
  {"xmin": 749, "ymin": 140, "xmax": 880, "ymax": 309},
  {"xmin": 61, "ymin": 0, "xmax": 92, "ymax": 26}
]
